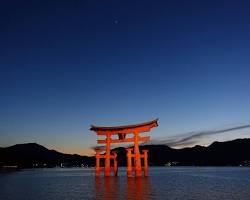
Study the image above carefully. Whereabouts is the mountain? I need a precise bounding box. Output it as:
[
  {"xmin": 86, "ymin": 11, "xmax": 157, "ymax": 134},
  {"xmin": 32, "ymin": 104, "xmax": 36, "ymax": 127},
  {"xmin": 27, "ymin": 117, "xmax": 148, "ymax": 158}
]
[
  {"xmin": 0, "ymin": 143, "xmax": 95, "ymax": 168},
  {"xmin": 112, "ymin": 138, "xmax": 250, "ymax": 166},
  {"xmin": 1, "ymin": 138, "xmax": 250, "ymax": 168}
]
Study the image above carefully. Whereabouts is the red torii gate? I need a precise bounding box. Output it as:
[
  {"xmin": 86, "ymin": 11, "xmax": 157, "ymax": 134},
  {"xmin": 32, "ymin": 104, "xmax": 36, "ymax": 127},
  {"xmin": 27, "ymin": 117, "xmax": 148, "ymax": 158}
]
[{"xmin": 90, "ymin": 119, "xmax": 158, "ymax": 177}]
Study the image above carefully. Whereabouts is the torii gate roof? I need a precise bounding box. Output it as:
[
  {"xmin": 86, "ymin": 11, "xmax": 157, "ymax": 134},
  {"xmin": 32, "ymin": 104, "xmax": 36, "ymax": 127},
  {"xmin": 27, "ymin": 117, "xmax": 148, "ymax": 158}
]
[{"xmin": 90, "ymin": 118, "xmax": 158, "ymax": 134}]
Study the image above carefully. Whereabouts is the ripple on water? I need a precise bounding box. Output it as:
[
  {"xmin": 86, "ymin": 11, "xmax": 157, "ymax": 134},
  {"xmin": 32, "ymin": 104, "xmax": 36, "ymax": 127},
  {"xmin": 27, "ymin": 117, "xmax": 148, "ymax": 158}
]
[{"xmin": 0, "ymin": 167, "xmax": 250, "ymax": 200}]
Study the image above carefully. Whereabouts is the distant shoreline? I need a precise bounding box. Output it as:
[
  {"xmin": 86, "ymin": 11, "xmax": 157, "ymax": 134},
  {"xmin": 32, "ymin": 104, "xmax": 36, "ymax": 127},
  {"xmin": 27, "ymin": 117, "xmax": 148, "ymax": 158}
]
[{"xmin": 1, "ymin": 138, "xmax": 250, "ymax": 168}]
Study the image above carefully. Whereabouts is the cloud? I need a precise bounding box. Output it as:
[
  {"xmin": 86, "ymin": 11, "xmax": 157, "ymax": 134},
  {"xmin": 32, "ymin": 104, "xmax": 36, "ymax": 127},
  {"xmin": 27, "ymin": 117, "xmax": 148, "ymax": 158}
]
[
  {"xmin": 144, "ymin": 124, "xmax": 250, "ymax": 148},
  {"xmin": 90, "ymin": 145, "xmax": 106, "ymax": 151}
]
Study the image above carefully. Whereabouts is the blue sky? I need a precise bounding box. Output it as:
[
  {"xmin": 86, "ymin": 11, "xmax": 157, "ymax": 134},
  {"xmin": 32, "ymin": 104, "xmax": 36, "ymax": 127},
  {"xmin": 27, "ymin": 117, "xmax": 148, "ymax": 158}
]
[{"xmin": 1, "ymin": 0, "xmax": 250, "ymax": 155}]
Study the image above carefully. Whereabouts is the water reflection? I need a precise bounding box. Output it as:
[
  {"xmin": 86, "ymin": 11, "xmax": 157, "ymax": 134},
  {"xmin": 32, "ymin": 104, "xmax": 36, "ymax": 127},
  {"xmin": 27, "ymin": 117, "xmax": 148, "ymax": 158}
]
[
  {"xmin": 95, "ymin": 177, "xmax": 120, "ymax": 199},
  {"xmin": 126, "ymin": 177, "xmax": 152, "ymax": 200},
  {"xmin": 95, "ymin": 176, "xmax": 153, "ymax": 200}
]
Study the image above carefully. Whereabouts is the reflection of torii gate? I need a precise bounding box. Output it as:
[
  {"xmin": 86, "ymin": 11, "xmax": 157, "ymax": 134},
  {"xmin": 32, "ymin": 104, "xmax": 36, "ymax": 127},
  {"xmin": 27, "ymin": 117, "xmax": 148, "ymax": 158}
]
[{"xmin": 90, "ymin": 119, "xmax": 158, "ymax": 177}]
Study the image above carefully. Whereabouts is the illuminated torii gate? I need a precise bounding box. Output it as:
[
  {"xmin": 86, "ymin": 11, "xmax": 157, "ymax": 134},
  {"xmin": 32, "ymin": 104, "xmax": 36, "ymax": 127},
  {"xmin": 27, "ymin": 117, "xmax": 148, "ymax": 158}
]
[{"xmin": 90, "ymin": 119, "xmax": 158, "ymax": 177}]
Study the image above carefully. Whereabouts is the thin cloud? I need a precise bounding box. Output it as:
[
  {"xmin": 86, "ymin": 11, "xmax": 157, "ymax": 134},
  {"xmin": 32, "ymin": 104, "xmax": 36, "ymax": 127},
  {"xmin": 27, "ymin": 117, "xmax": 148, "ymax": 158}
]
[
  {"xmin": 91, "ymin": 145, "xmax": 106, "ymax": 151},
  {"xmin": 144, "ymin": 124, "xmax": 250, "ymax": 148}
]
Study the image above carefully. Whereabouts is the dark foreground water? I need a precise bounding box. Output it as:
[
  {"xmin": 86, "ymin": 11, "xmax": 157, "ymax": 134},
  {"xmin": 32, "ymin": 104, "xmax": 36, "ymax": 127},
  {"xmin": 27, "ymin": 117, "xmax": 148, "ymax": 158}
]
[{"xmin": 1, "ymin": 167, "xmax": 250, "ymax": 200}]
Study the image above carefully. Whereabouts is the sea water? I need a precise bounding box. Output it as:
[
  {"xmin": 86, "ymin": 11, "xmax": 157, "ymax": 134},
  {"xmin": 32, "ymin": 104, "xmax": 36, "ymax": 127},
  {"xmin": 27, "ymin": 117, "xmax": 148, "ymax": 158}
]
[{"xmin": 0, "ymin": 167, "xmax": 250, "ymax": 200}]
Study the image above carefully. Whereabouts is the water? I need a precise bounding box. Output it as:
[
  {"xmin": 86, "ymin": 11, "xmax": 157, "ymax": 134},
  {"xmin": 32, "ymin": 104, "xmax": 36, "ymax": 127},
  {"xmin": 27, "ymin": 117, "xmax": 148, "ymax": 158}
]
[{"xmin": 1, "ymin": 167, "xmax": 250, "ymax": 200}]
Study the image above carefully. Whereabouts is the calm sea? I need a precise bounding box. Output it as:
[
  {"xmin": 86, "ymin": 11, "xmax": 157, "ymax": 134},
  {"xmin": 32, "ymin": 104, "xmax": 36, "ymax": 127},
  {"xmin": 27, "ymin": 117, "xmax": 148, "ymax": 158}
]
[{"xmin": 1, "ymin": 167, "xmax": 250, "ymax": 200}]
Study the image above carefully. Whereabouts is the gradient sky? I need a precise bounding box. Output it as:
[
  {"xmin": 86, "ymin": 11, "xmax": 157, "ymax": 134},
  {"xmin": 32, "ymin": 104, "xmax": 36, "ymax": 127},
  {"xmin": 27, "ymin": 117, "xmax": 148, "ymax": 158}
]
[{"xmin": 1, "ymin": 0, "xmax": 250, "ymax": 155}]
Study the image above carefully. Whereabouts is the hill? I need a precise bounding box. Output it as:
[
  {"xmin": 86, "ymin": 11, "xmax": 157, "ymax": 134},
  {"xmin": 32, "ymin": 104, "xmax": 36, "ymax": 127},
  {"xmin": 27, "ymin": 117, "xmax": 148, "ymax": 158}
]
[
  {"xmin": 0, "ymin": 143, "xmax": 95, "ymax": 168},
  {"xmin": 112, "ymin": 138, "xmax": 250, "ymax": 166},
  {"xmin": 1, "ymin": 138, "xmax": 250, "ymax": 168}
]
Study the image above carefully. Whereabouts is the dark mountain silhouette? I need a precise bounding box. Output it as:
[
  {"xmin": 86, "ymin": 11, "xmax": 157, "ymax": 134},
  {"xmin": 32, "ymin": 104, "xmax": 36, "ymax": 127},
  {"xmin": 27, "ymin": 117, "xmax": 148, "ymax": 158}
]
[
  {"xmin": 0, "ymin": 143, "xmax": 95, "ymax": 168},
  {"xmin": 1, "ymin": 138, "xmax": 250, "ymax": 168},
  {"xmin": 112, "ymin": 138, "xmax": 250, "ymax": 166}
]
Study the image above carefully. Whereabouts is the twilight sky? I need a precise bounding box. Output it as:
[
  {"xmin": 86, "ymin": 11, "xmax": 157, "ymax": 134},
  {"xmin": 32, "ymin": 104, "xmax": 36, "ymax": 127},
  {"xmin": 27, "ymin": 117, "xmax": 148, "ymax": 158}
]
[{"xmin": 1, "ymin": 0, "xmax": 250, "ymax": 155}]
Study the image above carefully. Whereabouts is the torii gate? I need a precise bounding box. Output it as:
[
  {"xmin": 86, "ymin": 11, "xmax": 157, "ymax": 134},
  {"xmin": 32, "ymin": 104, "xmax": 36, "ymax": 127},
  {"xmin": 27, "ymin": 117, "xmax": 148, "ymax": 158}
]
[{"xmin": 90, "ymin": 119, "xmax": 158, "ymax": 177}]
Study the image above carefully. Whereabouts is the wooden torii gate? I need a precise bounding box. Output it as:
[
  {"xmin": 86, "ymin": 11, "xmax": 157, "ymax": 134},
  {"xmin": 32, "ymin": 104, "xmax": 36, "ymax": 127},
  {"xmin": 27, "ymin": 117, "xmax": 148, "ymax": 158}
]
[{"xmin": 90, "ymin": 119, "xmax": 158, "ymax": 177}]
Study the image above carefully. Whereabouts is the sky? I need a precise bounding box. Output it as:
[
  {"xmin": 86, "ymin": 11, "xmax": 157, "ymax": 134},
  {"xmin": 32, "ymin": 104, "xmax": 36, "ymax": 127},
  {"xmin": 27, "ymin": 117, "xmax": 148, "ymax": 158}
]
[{"xmin": 1, "ymin": 0, "xmax": 250, "ymax": 156}]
